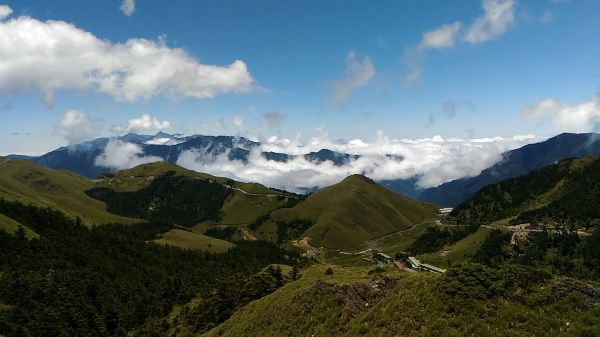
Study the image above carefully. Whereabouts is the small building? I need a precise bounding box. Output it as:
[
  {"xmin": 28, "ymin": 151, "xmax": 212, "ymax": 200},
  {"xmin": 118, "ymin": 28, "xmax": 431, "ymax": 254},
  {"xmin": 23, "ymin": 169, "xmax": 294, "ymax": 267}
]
[
  {"xmin": 393, "ymin": 260, "xmax": 406, "ymax": 270},
  {"xmin": 405, "ymin": 256, "xmax": 446, "ymax": 273},
  {"xmin": 374, "ymin": 252, "xmax": 394, "ymax": 264},
  {"xmin": 438, "ymin": 208, "xmax": 453, "ymax": 216},
  {"xmin": 419, "ymin": 263, "xmax": 447, "ymax": 274},
  {"xmin": 407, "ymin": 256, "xmax": 421, "ymax": 269}
]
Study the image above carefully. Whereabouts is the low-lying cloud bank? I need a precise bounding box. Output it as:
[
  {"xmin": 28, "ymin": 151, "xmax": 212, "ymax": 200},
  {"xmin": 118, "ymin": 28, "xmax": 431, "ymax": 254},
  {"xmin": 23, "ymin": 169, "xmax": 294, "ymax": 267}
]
[
  {"xmin": 93, "ymin": 132, "xmax": 537, "ymax": 193},
  {"xmin": 176, "ymin": 132, "xmax": 537, "ymax": 192}
]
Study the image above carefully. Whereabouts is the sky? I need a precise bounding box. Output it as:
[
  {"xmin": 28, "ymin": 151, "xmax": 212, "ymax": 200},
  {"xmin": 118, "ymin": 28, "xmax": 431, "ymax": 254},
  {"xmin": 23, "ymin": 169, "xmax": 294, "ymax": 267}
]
[{"xmin": 1, "ymin": 0, "xmax": 600, "ymax": 159}]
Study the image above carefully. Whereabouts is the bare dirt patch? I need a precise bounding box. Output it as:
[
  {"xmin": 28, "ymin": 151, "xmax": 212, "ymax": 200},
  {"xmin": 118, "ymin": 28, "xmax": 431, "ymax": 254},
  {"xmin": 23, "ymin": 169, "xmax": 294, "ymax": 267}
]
[
  {"xmin": 292, "ymin": 276, "xmax": 399, "ymax": 321},
  {"xmin": 291, "ymin": 237, "xmax": 321, "ymax": 258}
]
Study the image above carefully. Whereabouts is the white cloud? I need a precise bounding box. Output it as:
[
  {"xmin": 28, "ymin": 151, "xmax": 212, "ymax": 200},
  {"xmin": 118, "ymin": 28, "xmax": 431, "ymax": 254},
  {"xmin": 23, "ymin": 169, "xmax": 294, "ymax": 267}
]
[
  {"xmin": 0, "ymin": 4, "xmax": 12, "ymax": 20},
  {"xmin": 112, "ymin": 114, "xmax": 171, "ymax": 133},
  {"xmin": 406, "ymin": 0, "xmax": 516, "ymax": 83},
  {"xmin": 120, "ymin": 0, "xmax": 135, "ymax": 16},
  {"xmin": 464, "ymin": 0, "xmax": 516, "ymax": 44},
  {"xmin": 54, "ymin": 110, "xmax": 99, "ymax": 144},
  {"xmin": 94, "ymin": 139, "xmax": 163, "ymax": 170},
  {"xmin": 419, "ymin": 22, "xmax": 462, "ymax": 50},
  {"xmin": 522, "ymin": 96, "xmax": 600, "ymax": 133},
  {"xmin": 330, "ymin": 52, "xmax": 375, "ymax": 107},
  {"xmin": 177, "ymin": 131, "xmax": 537, "ymax": 192},
  {"xmin": 0, "ymin": 14, "xmax": 254, "ymax": 106},
  {"xmin": 233, "ymin": 116, "xmax": 244, "ymax": 127}
]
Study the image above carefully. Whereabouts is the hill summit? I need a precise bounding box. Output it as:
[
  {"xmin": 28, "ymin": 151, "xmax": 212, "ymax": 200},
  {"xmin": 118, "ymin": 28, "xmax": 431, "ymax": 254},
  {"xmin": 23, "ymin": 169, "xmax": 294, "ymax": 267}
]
[{"xmin": 265, "ymin": 174, "xmax": 438, "ymax": 251}]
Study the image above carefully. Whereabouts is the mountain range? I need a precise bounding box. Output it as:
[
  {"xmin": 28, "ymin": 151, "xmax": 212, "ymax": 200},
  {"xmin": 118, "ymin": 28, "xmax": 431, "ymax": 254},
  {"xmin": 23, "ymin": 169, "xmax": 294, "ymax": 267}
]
[{"xmin": 9, "ymin": 132, "xmax": 600, "ymax": 207}]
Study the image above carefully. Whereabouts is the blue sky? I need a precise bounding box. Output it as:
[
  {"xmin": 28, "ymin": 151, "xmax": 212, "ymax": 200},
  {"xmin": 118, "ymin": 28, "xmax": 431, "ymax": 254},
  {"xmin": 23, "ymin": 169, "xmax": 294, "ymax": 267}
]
[{"xmin": 1, "ymin": 0, "xmax": 600, "ymax": 155}]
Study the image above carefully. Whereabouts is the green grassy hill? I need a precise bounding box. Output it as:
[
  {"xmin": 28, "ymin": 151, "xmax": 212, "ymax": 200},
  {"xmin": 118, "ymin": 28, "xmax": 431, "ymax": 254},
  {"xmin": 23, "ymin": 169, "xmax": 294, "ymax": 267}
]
[
  {"xmin": 95, "ymin": 161, "xmax": 297, "ymax": 227},
  {"xmin": 450, "ymin": 156, "xmax": 600, "ymax": 227},
  {"xmin": 260, "ymin": 175, "xmax": 438, "ymax": 251},
  {"xmin": 153, "ymin": 228, "xmax": 234, "ymax": 253},
  {"xmin": 202, "ymin": 264, "xmax": 600, "ymax": 337},
  {"xmin": 417, "ymin": 226, "xmax": 493, "ymax": 267},
  {"xmin": 0, "ymin": 158, "xmax": 139, "ymax": 225}
]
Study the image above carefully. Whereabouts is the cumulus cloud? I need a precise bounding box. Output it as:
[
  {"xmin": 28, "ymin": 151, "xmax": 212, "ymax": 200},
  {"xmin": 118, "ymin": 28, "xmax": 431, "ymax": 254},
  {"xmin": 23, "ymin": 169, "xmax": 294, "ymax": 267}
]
[
  {"xmin": 406, "ymin": 0, "xmax": 516, "ymax": 82},
  {"xmin": 0, "ymin": 4, "xmax": 12, "ymax": 20},
  {"xmin": 94, "ymin": 139, "xmax": 163, "ymax": 170},
  {"xmin": 120, "ymin": 0, "xmax": 135, "ymax": 16},
  {"xmin": 330, "ymin": 52, "xmax": 375, "ymax": 107},
  {"xmin": 177, "ymin": 131, "xmax": 537, "ymax": 192},
  {"xmin": 54, "ymin": 110, "xmax": 99, "ymax": 144},
  {"xmin": 111, "ymin": 114, "xmax": 171, "ymax": 133},
  {"xmin": 233, "ymin": 116, "xmax": 244, "ymax": 127},
  {"xmin": 464, "ymin": 0, "xmax": 516, "ymax": 44},
  {"xmin": 263, "ymin": 112, "xmax": 284, "ymax": 127},
  {"xmin": 0, "ymin": 13, "xmax": 254, "ymax": 106},
  {"xmin": 522, "ymin": 96, "xmax": 600, "ymax": 133},
  {"xmin": 419, "ymin": 22, "xmax": 462, "ymax": 50}
]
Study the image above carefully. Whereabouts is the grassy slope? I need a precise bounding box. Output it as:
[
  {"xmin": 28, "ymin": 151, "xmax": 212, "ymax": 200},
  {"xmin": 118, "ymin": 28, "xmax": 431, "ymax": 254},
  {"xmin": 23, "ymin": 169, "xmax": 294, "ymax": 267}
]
[
  {"xmin": 202, "ymin": 264, "xmax": 390, "ymax": 337},
  {"xmin": 203, "ymin": 265, "xmax": 600, "ymax": 337},
  {"xmin": 153, "ymin": 229, "xmax": 234, "ymax": 253},
  {"xmin": 97, "ymin": 162, "xmax": 293, "ymax": 226},
  {"xmin": 98, "ymin": 162, "xmax": 283, "ymax": 195},
  {"xmin": 0, "ymin": 213, "xmax": 38, "ymax": 239},
  {"xmin": 220, "ymin": 193, "xmax": 282, "ymax": 225},
  {"xmin": 0, "ymin": 158, "xmax": 139, "ymax": 225},
  {"xmin": 418, "ymin": 226, "xmax": 493, "ymax": 267},
  {"xmin": 376, "ymin": 221, "xmax": 436, "ymax": 253},
  {"xmin": 267, "ymin": 175, "xmax": 438, "ymax": 251}
]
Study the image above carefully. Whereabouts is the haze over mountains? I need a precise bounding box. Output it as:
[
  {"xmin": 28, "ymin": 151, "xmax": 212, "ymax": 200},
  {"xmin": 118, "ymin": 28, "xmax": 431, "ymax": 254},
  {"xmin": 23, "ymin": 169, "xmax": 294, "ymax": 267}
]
[{"xmin": 12, "ymin": 131, "xmax": 600, "ymax": 206}]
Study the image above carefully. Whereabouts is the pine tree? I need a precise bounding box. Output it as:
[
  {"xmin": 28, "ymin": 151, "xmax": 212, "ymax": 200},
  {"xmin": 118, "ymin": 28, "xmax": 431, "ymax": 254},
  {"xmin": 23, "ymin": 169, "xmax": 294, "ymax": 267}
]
[
  {"xmin": 14, "ymin": 225, "xmax": 26, "ymax": 241},
  {"xmin": 290, "ymin": 265, "xmax": 300, "ymax": 281}
]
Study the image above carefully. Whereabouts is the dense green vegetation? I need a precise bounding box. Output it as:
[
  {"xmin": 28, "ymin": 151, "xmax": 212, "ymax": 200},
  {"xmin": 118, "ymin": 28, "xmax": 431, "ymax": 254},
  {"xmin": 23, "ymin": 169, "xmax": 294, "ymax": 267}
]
[
  {"xmin": 132, "ymin": 265, "xmax": 289, "ymax": 336},
  {"xmin": 474, "ymin": 229, "xmax": 600, "ymax": 280},
  {"xmin": 275, "ymin": 218, "xmax": 314, "ymax": 244},
  {"xmin": 203, "ymin": 226, "xmax": 238, "ymax": 241},
  {"xmin": 450, "ymin": 156, "xmax": 600, "ymax": 227},
  {"xmin": 86, "ymin": 171, "xmax": 232, "ymax": 226},
  {"xmin": 203, "ymin": 264, "xmax": 600, "ymax": 337},
  {"xmin": 0, "ymin": 199, "xmax": 301, "ymax": 337}
]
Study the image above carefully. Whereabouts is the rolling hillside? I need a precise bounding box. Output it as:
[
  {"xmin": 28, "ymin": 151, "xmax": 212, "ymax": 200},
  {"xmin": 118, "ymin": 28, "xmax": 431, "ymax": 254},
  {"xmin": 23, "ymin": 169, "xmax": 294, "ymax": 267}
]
[
  {"xmin": 0, "ymin": 158, "xmax": 139, "ymax": 225},
  {"xmin": 92, "ymin": 161, "xmax": 298, "ymax": 227},
  {"xmin": 450, "ymin": 155, "xmax": 600, "ymax": 227},
  {"xmin": 261, "ymin": 175, "xmax": 438, "ymax": 251}
]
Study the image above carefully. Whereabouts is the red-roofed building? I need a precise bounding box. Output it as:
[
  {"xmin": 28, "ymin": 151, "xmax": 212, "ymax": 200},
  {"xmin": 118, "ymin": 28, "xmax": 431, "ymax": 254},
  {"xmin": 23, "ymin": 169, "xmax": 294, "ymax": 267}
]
[{"xmin": 394, "ymin": 260, "xmax": 406, "ymax": 270}]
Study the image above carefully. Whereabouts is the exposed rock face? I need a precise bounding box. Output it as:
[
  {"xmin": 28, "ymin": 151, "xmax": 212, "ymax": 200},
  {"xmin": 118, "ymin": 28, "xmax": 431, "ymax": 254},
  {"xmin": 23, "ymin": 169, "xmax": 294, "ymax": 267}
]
[{"xmin": 550, "ymin": 277, "xmax": 600, "ymax": 309}]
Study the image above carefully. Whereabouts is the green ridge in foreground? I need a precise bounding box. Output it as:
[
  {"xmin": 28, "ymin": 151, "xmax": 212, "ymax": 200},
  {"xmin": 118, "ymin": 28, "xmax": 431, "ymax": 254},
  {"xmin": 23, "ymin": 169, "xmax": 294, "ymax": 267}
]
[
  {"xmin": 267, "ymin": 175, "xmax": 438, "ymax": 251},
  {"xmin": 203, "ymin": 264, "xmax": 600, "ymax": 337}
]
